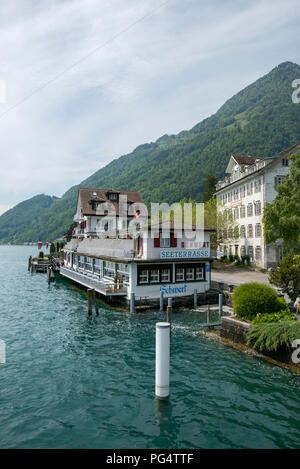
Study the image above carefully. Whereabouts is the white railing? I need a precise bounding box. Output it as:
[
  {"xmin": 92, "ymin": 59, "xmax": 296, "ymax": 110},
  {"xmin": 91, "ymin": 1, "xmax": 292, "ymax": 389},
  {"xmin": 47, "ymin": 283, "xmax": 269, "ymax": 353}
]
[{"xmin": 60, "ymin": 267, "xmax": 127, "ymax": 296}]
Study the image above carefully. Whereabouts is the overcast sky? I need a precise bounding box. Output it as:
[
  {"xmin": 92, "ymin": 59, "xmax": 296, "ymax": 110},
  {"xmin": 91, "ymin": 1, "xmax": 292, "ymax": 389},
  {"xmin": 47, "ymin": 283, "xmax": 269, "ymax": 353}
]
[{"xmin": 0, "ymin": 0, "xmax": 299, "ymax": 215}]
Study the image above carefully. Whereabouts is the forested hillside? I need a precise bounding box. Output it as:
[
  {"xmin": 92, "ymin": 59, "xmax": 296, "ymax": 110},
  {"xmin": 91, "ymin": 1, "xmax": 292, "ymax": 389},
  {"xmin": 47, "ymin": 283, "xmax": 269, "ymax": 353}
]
[{"xmin": 1, "ymin": 61, "xmax": 300, "ymax": 243}]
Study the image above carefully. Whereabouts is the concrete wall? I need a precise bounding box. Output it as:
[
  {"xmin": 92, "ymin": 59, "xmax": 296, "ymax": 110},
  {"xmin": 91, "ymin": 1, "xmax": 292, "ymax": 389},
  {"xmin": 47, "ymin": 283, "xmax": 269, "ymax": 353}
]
[{"xmin": 220, "ymin": 316, "xmax": 250, "ymax": 344}]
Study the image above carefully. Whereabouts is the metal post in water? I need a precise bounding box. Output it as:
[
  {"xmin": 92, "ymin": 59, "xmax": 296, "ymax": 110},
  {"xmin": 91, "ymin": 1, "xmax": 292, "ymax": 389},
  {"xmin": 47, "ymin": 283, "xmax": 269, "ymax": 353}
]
[
  {"xmin": 155, "ymin": 322, "xmax": 170, "ymax": 400},
  {"xmin": 219, "ymin": 293, "xmax": 223, "ymax": 318},
  {"xmin": 207, "ymin": 304, "xmax": 210, "ymax": 324},
  {"xmin": 193, "ymin": 289, "xmax": 197, "ymax": 309},
  {"xmin": 47, "ymin": 267, "xmax": 50, "ymax": 285},
  {"xmin": 28, "ymin": 256, "xmax": 32, "ymax": 272},
  {"xmin": 166, "ymin": 297, "xmax": 172, "ymax": 324},
  {"xmin": 160, "ymin": 290, "xmax": 164, "ymax": 312},
  {"xmin": 130, "ymin": 292, "xmax": 135, "ymax": 314}
]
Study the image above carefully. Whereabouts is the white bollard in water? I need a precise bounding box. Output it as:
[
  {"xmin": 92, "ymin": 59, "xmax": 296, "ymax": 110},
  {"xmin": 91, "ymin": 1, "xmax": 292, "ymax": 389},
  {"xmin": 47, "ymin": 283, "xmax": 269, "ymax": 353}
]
[{"xmin": 155, "ymin": 322, "xmax": 170, "ymax": 400}]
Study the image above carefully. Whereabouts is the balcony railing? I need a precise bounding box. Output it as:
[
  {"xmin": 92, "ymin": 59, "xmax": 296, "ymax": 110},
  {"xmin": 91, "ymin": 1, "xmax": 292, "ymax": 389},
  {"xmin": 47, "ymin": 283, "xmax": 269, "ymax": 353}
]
[{"xmin": 60, "ymin": 267, "xmax": 127, "ymax": 296}]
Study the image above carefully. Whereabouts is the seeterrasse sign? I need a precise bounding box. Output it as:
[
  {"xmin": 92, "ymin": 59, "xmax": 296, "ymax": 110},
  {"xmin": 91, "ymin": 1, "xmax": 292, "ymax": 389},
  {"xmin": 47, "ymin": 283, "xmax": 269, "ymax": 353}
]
[{"xmin": 160, "ymin": 249, "xmax": 210, "ymax": 259}]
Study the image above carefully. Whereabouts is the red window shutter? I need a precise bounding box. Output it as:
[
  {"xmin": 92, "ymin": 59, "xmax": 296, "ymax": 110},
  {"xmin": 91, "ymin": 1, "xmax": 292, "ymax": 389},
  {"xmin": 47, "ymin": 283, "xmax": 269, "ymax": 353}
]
[
  {"xmin": 154, "ymin": 234, "xmax": 160, "ymax": 248},
  {"xmin": 171, "ymin": 233, "xmax": 177, "ymax": 247}
]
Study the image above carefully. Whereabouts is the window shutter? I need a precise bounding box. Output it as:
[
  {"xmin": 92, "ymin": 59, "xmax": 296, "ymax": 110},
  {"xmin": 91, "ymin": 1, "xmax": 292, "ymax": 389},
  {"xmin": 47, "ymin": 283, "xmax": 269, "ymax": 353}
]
[
  {"xmin": 154, "ymin": 234, "xmax": 160, "ymax": 248},
  {"xmin": 171, "ymin": 233, "xmax": 177, "ymax": 247}
]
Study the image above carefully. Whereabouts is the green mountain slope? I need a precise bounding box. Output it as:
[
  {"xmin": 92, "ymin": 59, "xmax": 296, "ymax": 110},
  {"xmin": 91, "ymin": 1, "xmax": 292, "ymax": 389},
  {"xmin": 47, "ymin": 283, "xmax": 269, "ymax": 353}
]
[
  {"xmin": 0, "ymin": 194, "xmax": 58, "ymax": 243},
  {"xmin": 1, "ymin": 61, "xmax": 300, "ymax": 243}
]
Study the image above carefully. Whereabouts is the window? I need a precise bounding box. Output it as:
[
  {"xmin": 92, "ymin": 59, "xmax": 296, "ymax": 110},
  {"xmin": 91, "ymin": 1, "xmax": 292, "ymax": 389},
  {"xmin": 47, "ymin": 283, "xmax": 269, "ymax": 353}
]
[
  {"xmin": 160, "ymin": 237, "xmax": 170, "ymax": 248},
  {"xmin": 254, "ymin": 201, "xmax": 262, "ymax": 216},
  {"xmin": 150, "ymin": 269, "xmax": 159, "ymax": 283},
  {"xmin": 248, "ymin": 246, "xmax": 254, "ymax": 259},
  {"xmin": 255, "ymin": 223, "xmax": 262, "ymax": 237},
  {"xmin": 234, "ymin": 226, "xmax": 239, "ymax": 238},
  {"xmin": 233, "ymin": 207, "xmax": 239, "ymax": 219},
  {"xmin": 255, "ymin": 246, "xmax": 262, "ymax": 260},
  {"xmin": 186, "ymin": 267, "xmax": 194, "ymax": 281},
  {"xmin": 137, "ymin": 265, "xmax": 172, "ymax": 284},
  {"xmin": 240, "ymin": 246, "xmax": 246, "ymax": 256},
  {"xmin": 275, "ymin": 175, "xmax": 286, "ymax": 187},
  {"xmin": 247, "ymin": 224, "xmax": 253, "ymax": 237},
  {"xmin": 234, "ymin": 189, "xmax": 239, "ymax": 200},
  {"xmin": 104, "ymin": 261, "xmax": 115, "ymax": 278},
  {"xmin": 240, "ymin": 225, "xmax": 246, "ymax": 238},
  {"xmin": 228, "ymin": 192, "xmax": 232, "ymax": 202},
  {"xmin": 247, "ymin": 203, "xmax": 253, "ymax": 216},
  {"xmin": 240, "ymin": 186, "xmax": 246, "ymax": 198},
  {"xmin": 139, "ymin": 269, "xmax": 149, "ymax": 284},
  {"xmin": 247, "ymin": 182, "xmax": 253, "ymax": 195},
  {"xmin": 255, "ymin": 178, "xmax": 261, "ymax": 193},
  {"xmin": 240, "ymin": 205, "xmax": 245, "ymax": 218},
  {"xmin": 108, "ymin": 193, "xmax": 118, "ymax": 200},
  {"xmin": 175, "ymin": 267, "xmax": 185, "ymax": 282},
  {"xmin": 161, "ymin": 269, "xmax": 170, "ymax": 282},
  {"xmin": 175, "ymin": 264, "xmax": 205, "ymax": 282},
  {"xmin": 195, "ymin": 267, "xmax": 204, "ymax": 280},
  {"xmin": 282, "ymin": 158, "xmax": 289, "ymax": 166}
]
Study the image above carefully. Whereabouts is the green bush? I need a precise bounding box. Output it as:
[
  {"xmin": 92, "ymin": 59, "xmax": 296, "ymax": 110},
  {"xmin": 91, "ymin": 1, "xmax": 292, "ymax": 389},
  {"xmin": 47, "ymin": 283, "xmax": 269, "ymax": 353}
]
[
  {"xmin": 247, "ymin": 320, "xmax": 300, "ymax": 352},
  {"xmin": 232, "ymin": 282, "xmax": 285, "ymax": 320},
  {"xmin": 252, "ymin": 310, "xmax": 296, "ymax": 325},
  {"xmin": 38, "ymin": 251, "xmax": 44, "ymax": 259},
  {"xmin": 228, "ymin": 254, "xmax": 235, "ymax": 263}
]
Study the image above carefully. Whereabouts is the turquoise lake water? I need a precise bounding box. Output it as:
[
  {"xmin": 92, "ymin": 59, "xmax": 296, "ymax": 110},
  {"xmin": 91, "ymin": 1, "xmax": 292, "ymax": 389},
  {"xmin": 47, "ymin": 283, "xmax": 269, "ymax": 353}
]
[{"xmin": 0, "ymin": 245, "xmax": 299, "ymax": 449}]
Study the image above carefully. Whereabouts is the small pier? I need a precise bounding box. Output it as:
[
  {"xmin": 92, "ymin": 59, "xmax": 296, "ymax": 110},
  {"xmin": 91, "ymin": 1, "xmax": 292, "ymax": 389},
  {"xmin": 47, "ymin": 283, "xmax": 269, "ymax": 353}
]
[{"xmin": 28, "ymin": 256, "xmax": 50, "ymax": 273}]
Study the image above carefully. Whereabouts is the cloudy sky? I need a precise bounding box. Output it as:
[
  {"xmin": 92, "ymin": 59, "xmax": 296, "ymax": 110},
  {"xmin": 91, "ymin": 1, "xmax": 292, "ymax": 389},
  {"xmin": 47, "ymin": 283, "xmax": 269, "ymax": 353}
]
[{"xmin": 0, "ymin": 0, "xmax": 299, "ymax": 215}]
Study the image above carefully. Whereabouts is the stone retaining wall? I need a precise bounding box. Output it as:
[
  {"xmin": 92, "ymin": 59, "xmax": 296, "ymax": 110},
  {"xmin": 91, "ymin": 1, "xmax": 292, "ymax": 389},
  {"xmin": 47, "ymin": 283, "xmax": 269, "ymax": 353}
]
[{"xmin": 220, "ymin": 316, "xmax": 250, "ymax": 344}]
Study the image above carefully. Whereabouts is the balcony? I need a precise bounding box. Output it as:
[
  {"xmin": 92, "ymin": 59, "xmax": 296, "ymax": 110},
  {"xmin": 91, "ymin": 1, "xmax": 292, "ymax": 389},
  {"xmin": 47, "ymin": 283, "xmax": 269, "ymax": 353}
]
[{"xmin": 60, "ymin": 267, "xmax": 128, "ymax": 296}]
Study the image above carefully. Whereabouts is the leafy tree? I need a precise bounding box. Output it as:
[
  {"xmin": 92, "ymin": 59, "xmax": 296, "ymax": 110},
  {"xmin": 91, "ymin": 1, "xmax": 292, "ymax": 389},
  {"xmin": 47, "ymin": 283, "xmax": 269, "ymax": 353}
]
[
  {"xmin": 50, "ymin": 243, "xmax": 55, "ymax": 254},
  {"xmin": 268, "ymin": 254, "xmax": 300, "ymax": 300},
  {"xmin": 263, "ymin": 151, "xmax": 300, "ymax": 252},
  {"xmin": 203, "ymin": 174, "xmax": 218, "ymax": 202}
]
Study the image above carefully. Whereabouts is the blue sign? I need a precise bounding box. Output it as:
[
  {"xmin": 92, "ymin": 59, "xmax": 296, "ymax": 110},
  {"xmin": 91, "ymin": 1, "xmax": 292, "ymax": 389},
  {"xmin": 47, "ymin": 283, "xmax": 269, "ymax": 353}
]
[{"xmin": 206, "ymin": 264, "xmax": 210, "ymax": 272}]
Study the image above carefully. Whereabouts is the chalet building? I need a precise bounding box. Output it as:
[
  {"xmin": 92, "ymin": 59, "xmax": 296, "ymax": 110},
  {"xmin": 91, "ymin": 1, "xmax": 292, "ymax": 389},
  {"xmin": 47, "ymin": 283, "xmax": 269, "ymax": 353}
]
[
  {"xmin": 215, "ymin": 143, "xmax": 299, "ymax": 269},
  {"xmin": 61, "ymin": 188, "xmax": 216, "ymax": 307}
]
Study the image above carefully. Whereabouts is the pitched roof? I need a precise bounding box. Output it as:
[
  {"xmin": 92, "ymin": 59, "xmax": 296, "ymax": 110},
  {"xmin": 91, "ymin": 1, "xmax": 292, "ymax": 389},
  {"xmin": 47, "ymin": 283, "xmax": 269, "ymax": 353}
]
[
  {"xmin": 78, "ymin": 188, "xmax": 145, "ymax": 216},
  {"xmin": 232, "ymin": 155, "xmax": 264, "ymax": 165},
  {"xmin": 277, "ymin": 142, "xmax": 300, "ymax": 156}
]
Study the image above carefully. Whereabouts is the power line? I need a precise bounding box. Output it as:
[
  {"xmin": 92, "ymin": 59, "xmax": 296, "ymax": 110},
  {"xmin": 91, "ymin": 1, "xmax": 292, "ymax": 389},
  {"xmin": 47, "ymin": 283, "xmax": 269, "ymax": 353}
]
[{"xmin": 0, "ymin": 0, "xmax": 171, "ymax": 121}]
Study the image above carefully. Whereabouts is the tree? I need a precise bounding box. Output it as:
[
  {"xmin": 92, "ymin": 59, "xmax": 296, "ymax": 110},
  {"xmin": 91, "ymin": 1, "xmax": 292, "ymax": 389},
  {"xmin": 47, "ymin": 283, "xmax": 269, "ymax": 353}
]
[
  {"xmin": 268, "ymin": 254, "xmax": 300, "ymax": 301},
  {"xmin": 263, "ymin": 151, "xmax": 300, "ymax": 253},
  {"xmin": 203, "ymin": 174, "xmax": 218, "ymax": 202}
]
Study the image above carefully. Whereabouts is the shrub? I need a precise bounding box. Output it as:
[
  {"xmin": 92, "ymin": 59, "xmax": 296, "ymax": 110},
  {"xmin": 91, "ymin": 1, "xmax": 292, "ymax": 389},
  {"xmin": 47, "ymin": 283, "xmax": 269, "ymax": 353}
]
[
  {"xmin": 232, "ymin": 282, "xmax": 285, "ymax": 320},
  {"xmin": 38, "ymin": 251, "xmax": 44, "ymax": 259},
  {"xmin": 252, "ymin": 310, "xmax": 296, "ymax": 325},
  {"xmin": 247, "ymin": 320, "xmax": 300, "ymax": 352},
  {"xmin": 241, "ymin": 255, "xmax": 250, "ymax": 265},
  {"xmin": 228, "ymin": 254, "xmax": 235, "ymax": 263}
]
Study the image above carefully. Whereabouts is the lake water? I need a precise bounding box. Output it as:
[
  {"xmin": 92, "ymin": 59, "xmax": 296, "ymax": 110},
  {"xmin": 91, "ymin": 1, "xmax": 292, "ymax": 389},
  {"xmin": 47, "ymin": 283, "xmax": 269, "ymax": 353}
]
[{"xmin": 0, "ymin": 245, "xmax": 299, "ymax": 449}]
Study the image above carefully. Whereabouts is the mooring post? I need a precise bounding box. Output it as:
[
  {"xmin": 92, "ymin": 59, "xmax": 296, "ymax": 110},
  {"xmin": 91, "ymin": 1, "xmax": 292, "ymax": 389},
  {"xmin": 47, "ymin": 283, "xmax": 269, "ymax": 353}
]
[
  {"xmin": 130, "ymin": 292, "xmax": 135, "ymax": 314},
  {"xmin": 87, "ymin": 289, "xmax": 93, "ymax": 316},
  {"xmin": 155, "ymin": 322, "xmax": 170, "ymax": 400},
  {"xmin": 219, "ymin": 293, "xmax": 223, "ymax": 319},
  {"xmin": 160, "ymin": 290, "xmax": 164, "ymax": 312},
  {"xmin": 166, "ymin": 297, "xmax": 172, "ymax": 324},
  {"xmin": 193, "ymin": 289, "xmax": 197, "ymax": 309},
  {"xmin": 47, "ymin": 267, "xmax": 51, "ymax": 285},
  {"xmin": 92, "ymin": 289, "xmax": 99, "ymax": 316},
  {"xmin": 207, "ymin": 304, "xmax": 210, "ymax": 324},
  {"xmin": 28, "ymin": 256, "xmax": 32, "ymax": 272}
]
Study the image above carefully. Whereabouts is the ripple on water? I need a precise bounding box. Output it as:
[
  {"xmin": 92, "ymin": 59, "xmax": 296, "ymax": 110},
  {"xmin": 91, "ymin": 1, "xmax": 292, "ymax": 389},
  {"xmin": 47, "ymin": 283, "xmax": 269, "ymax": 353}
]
[{"xmin": 0, "ymin": 246, "xmax": 300, "ymax": 448}]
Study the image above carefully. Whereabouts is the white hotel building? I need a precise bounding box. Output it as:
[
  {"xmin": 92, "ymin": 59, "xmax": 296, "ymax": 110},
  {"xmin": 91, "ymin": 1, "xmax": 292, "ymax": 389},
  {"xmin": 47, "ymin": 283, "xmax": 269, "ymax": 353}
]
[
  {"xmin": 215, "ymin": 143, "xmax": 298, "ymax": 269},
  {"xmin": 61, "ymin": 188, "xmax": 215, "ymax": 307}
]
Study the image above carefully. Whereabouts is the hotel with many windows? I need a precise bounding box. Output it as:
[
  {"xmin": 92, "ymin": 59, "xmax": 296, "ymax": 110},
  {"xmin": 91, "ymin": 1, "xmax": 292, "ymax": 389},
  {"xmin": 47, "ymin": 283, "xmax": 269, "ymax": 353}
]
[{"xmin": 215, "ymin": 143, "xmax": 298, "ymax": 268}]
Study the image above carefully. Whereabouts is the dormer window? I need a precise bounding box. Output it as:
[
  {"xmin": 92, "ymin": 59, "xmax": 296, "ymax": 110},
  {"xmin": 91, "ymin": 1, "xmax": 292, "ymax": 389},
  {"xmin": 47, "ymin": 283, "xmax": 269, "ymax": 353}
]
[{"xmin": 108, "ymin": 193, "xmax": 118, "ymax": 201}]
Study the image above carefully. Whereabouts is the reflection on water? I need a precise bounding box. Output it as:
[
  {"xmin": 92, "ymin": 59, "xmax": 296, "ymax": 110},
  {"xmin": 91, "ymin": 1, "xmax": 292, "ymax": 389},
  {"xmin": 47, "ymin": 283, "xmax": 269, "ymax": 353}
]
[{"xmin": 0, "ymin": 246, "xmax": 300, "ymax": 449}]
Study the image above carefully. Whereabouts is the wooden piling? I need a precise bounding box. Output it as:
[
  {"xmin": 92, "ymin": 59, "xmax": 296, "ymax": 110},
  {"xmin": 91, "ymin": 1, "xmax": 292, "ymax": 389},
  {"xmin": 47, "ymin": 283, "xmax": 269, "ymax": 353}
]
[
  {"xmin": 92, "ymin": 289, "xmax": 99, "ymax": 316},
  {"xmin": 87, "ymin": 289, "xmax": 93, "ymax": 316},
  {"xmin": 166, "ymin": 297, "xmax": 172, "ymax": 324},
  {"xmin": 28, "ymin": 256, "xmax": 32, "ymax": 271}
]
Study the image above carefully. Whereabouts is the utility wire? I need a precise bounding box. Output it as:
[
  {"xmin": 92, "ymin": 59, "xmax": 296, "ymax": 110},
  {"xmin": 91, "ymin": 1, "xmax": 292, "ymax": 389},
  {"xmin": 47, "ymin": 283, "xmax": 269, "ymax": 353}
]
[{"xmin": 0, "ymin": 0, "xmax": 171, "ymax": 121}]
